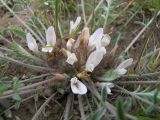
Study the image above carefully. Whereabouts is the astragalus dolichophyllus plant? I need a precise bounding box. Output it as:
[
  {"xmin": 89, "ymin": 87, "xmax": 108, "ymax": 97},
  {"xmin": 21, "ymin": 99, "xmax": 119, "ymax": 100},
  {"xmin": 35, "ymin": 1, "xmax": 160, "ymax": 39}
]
[
  {"xmin": 0, "ymin": 13, "xmax": 159, "ymax": 119},
  {"xmin": 1, "ymin": 0, "xmax": 160, "ymax": 119},
  {"xmin": 26, "ymin": 18, "xmax": 133, "ymax": 95},
  {"xmin": 21, "ymin": 16, "xmax": 137, "ymax": 118},
  {"xmin": 0, "ymin": 14, "xmax": 141, "ymax": 119}
]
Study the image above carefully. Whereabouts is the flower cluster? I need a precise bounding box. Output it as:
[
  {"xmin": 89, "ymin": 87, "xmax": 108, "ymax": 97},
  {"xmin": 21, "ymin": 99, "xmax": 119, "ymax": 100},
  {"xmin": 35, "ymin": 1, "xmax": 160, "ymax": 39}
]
[{"xmin": 26, "ymin": 16, "xmax": 133, "ymax": 95}]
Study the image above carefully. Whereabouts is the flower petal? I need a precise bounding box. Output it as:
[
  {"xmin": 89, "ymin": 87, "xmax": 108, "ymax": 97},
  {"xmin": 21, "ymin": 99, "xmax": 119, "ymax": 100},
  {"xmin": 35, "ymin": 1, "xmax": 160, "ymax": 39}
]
[
  {"xmin": 116, "ymin": 68, "xmax": 127, "ymax": 75},
  {"xmin": 70, "ymin": 77, "xmax": 87, "ymax": 95},
  {"xmin": 95, "ymin": 82, "xmax": 114, "ymax": 95},
  {"xmin": 26, "ymin": 33, "xmax": 39, "ymax": 53},
  {"xmin": 117, "ymin": 58, "xmax": 133, "ymax": 69},
  {"xmin": 70, "ymin": 16, "xmax": 81, "ymax": 34},
  {"xmin": 101, "ymin": 34, "xmax": 111, "ymax": 47},
  {"xmin": 66, "ymin": 52, "xmax": 78, "ymax": 65},
  {"xmin": 95, "ymin": 82, "xmax": 114, "ymax": 88},
  {"xmin": 74, "ymin": 16, "xmax": 81, "ymax": 27},
  {"xmin": 106, "ymin": 83, "xmax": 114, "ymax": 88},
  {"xmin": 88, "ymin": 28, "xmax": 103, "ymax": 51},
  {"xmin": 106, "ymin": 87, "xmax": 112, "ymax": 95},
  {"xmin": 46, "ymin": 26, "xmax": 56, "ymax": 46},
  {"xmin": 85, "ymin": 47, "xmax": 106, "ymax": 72},
  {"xmin": 66, "ymin": 38, "xmax": 75, "ymax": 51},
  {"xmin": 74, "ymin": 27, "xmax": 90, "ymax": 48},
  {"xmin": 41, "ymin": 46, "xmax": 53, "ymax": 53}
]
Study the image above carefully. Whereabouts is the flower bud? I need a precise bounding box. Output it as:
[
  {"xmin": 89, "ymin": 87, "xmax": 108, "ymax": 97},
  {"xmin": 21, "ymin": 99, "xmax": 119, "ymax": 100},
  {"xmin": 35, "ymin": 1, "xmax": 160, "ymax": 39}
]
[{"xmin": 79, "ymin": 27, "xmax": 90, "ymax": 48}]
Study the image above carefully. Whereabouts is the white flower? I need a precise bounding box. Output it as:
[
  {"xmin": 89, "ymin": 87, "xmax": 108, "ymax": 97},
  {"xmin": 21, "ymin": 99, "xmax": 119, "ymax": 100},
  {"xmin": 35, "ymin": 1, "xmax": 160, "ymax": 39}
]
[
  {"xmin": 101, "ymin": 34, "xmax": 111, "ymax": 47},
  {"xmin": 96, "ymin": 82, "xmax": 114, "ymax": 95},
  {"xmin": 70, "ymin": 77, "xmax": 87, "ymax": 95},
  {"xmin": 88, "ymin": 28, "xmax": 111, "ymax": 51},
  {"xmin": 26, "ymin": 33, "xmax": 39, "ymax": 53},
  {"xmin": 66, "ymin": 38, "xmax": 75, "ymax": 51},
  {"xmin": 85, "ymin": 47, "xmax": 106, "ymax": 72},
  {"xmin": 41, "ymin": 46, "xmax": 54, "ymax": 53},
  {"xmin": 74, "ymin": 27, "xmax": 90, "ymax": 48},
  {"xmin": 66, "ymin": 51, "xmax": 78, "ymax": 65},
  {"xmin": 116, "ymin": 58, "xmax": 133, "ymax": 75},
  {"xmin": 88, "ymin": 28, "xmax": 103, "ymax": 51},
  {"xmin": 69, "ymin": 16, "xmax": 81, "ymax": 35},
  {"xmin": 42, "ymin": 26, "xmax": 56, "ymax": 53}
]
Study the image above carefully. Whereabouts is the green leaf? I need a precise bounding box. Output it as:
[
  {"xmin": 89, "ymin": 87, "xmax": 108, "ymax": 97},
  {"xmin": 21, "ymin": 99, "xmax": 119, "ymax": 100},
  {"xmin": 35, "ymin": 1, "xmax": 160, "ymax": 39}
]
[
  {"xmin": 98, "ymin": 69, "xmax": 120, "ymax": 81},
  {"xmin": 116, "ymin": 99, "xmax": 126, "ymax": 120},
  {"xmin": 101, "ymin": 86, "xmax": 107, "ymax": 102},
  {"xmin": 11, "ymin": 41, "xmax": 35, "ymax": 60},
  {"xmin": 4, "ymin": 110, "xmax": 12, "ymax": 118},
  {"xmin": 12, "ymin": 94, "xmax": 21, "ymax": 101},
  {"xmin": 135, "ymin": 89, "xmax": 160, "ymax": 99},
  {"xmin": 86, "ymin": 107, "xmax": 106, "ymax": 120},
  {"xmin": 9, "ymin": 25, "xmax": 26, "ymax": 40},
  {"xmin": 0, "ymin": 83, "xmax": 12, "ymax": 95},
  {"xmin": 57, "ymin": 88, "xmax": 65, "ymax": 95},
  {"xmin": 12, "ymin": 77, "xmax": 24, "ymax": 90},
  {"xmin": 123, "ymin": 97, "xmax": 132, "ymax": 112}
]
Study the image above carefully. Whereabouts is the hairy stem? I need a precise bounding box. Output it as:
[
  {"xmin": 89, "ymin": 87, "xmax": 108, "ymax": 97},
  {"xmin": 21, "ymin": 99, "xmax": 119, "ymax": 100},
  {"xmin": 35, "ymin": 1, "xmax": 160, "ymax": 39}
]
[
  {"xmin": 0, "ymin": 78, "xmax": 55, "ymax": 99},
  {"xmin": 32, "ymin": 93, "xmax": 57, "ymax": 120},
  {"xmin": 115, "ymin": 80, "xmax": 160, "ymax": 84},
  {"xmin": 78, "ymin": 95, "xmax": 86, "ymax": 120},
  {"xmin": 81, "ymin": 0, "xmax": 87, "ymax": 26},
  {"xmin": 0, "ymin": 55, "xmax": 52, "ymax": 72},
  {"xmin": 86, "ymin": 0, "xmax": 104, "ymax": 26},
  {"xmin": 64, "ymin": 94, "xmax": 73, "ymax": 120}
]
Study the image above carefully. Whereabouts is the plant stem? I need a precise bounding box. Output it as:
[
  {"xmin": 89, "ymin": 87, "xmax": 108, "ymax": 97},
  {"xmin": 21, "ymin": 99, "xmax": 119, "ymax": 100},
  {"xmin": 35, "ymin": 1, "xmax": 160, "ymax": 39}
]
[
  {"xmin": 0, "ymin": 0, "xmax": 44, "ymax": 45},
  {"xmin": 64, "ymin": 94, "xmax": 73, "ymax": 120},
  {"xmin": 134, "ymin": 26, "xmax": 156, "ymax": 70},
  {"xmin": 122, "ymin": 71, "xmax": 160, "ymax": 78},
  {"xmin": 78, "ymin": 95, "xmax": 86, "ymax": 120},
  {"xmin": 55, "ymin": 0, "xmax": 61, "ymax": 35},
  {"xmin": 20, "ymin": 73, "xmax": 52, "ymax": 83},
  {"xmin": 103, "ymin": 0, "xmax": 112, "ymax": 33},
  {"xmin": 0, "ymin": 47, "xmax": 12, "ymax": 52},
  {"xmin": 0, "ymin": 55, "xmax": 52, "ymax": 72},
  {"xmin": 0, "ymin": 78, "xmax": 55, "ymax": 99},
  {"xmin": 115, "ymin": 80, "xmax": 160, "ymax": 84},
  {"xmin": 86, "ymin": 0, "xmax": 104, "ymax": 26},
  {"xmin": 85, "ymin": 95, "xmax": 93, "ymax": 113},
  {"xmin": 0, "ymin": 35, "xmax": 12, "ymax": 44},
  {"xmin": 125, "ymin": 14, "xmax": 156, "ymax": 53},
  {"xmin": 0, "ymin": 87, "xmax": 45, "ymax": 99},
  {"xmin": 32, "ymin": 93, "xmax": 57, "ymax": 120},
  {"xmin": 27, "ymin": 6, "xmax": 47, "ymax": 31},
  {"xmin": 81, "ymin": 0, "xmax": 87, "ymax": 26},
  {"xmin": 90, "ymin": 0, "xmax": 96, "ymax": 32}
]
